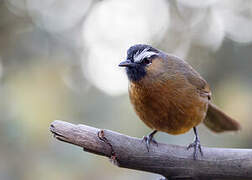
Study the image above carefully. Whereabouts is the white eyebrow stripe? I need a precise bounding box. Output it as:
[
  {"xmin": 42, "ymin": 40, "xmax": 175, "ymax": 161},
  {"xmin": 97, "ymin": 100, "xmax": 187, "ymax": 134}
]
[{"xmin": 133, "ymin": 49, "xmax": 158, "ymax": 63}]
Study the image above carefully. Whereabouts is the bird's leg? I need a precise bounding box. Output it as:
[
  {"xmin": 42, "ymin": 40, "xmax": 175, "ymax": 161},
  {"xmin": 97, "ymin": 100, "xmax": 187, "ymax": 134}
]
[
  {"xmin": 187, "ymin": 127, "xmax": 203, "ymax": 160},
  {"xmin": 142, "ymin": 130, "xmax": 158, "ymax": 152}
]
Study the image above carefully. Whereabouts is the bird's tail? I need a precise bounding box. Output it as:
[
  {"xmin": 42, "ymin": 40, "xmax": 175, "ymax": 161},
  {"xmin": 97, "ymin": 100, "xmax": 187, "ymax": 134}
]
[{"xmin": 204, "ymin": 102, "xmax": 241, "ymax": 133}]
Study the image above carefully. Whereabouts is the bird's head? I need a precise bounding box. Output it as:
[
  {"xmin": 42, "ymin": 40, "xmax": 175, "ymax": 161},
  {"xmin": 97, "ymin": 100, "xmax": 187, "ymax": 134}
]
[{"xmin": 119, "ymin": 44, "xmax": 165, "ymax": 82}]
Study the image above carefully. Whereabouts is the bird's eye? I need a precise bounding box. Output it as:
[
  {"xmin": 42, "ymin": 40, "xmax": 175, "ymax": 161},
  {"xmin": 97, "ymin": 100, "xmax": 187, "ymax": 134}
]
[{"xmin": 142, "ymin": 58, "xmax": 151, "ymax": 65}]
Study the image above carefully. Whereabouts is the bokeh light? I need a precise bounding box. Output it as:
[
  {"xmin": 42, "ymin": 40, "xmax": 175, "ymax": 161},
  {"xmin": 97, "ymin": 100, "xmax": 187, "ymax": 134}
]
[{"xmin": 26, "ymin": 0, "xmax": 93, "ymax": 33}]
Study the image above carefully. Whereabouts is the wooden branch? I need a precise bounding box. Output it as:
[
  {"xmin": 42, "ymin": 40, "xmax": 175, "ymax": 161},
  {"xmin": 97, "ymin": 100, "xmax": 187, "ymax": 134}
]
[{"xmin": 50, "ymin": 120, "xmax": 252, "ymax": 180}]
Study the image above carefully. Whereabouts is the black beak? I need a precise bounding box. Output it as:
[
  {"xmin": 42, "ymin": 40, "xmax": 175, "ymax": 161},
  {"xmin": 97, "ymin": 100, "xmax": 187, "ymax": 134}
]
[{"xmin": 118, "ymin": 60, "xmax": 135, "ymax": 67}]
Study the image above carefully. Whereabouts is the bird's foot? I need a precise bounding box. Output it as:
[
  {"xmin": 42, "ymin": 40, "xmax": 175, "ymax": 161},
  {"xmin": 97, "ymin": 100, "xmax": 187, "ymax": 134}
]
[
  {"xmin": 158, "ymin": 177, "xmax": 168, "ymax": 180},
  {"xmin": 187, "ymin": 138, "xmax": 203, "ymax": 160},
  {"xmin": 142, "ymin": 136, "xmax": 158, "ymax": 152},
  {"xmin": 142, "ymin": 130, "xmax": 158, "ymax": 152}
]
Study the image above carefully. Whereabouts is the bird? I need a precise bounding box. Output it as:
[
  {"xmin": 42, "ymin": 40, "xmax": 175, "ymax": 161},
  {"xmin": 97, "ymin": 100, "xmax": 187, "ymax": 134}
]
[{"xmin": 119, "ymin": 44, "xmax": 241, "ymax": 159}]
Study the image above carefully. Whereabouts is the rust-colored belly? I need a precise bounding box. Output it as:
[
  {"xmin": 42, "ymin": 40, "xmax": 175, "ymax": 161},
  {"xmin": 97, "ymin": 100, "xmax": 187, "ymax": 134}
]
[{"xmin": 129, "ymin": 80, "xmax": 208, "ymax": 135}]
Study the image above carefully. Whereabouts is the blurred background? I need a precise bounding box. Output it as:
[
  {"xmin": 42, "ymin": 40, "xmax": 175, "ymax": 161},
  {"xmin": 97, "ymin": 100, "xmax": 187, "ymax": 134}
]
[{"xmin": 0, "ymin": 0, "xmax": 252, "ymax": 179}]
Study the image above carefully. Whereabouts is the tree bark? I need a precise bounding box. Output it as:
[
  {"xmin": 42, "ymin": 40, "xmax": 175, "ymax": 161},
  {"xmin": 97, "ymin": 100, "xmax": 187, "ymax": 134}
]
[{"xmin": 50, "ymin": 120, "xmax": 252, "ymax": 180}]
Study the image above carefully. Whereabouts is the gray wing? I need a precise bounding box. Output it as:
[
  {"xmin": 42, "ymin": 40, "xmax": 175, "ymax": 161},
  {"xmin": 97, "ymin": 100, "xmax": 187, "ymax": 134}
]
[{"xmin": 165, "ymin": 53, "xmax": 211, "ymax": 99}]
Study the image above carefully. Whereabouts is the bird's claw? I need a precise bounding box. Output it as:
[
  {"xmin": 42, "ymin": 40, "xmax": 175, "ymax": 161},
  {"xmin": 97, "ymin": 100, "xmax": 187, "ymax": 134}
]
[
  {"xmin": 142, "ymin": 135, "xmax": 158, "ymax": 152},
  {"xmin": 187, "ymin": 138, "xmax": 203, "ymax": 160}
]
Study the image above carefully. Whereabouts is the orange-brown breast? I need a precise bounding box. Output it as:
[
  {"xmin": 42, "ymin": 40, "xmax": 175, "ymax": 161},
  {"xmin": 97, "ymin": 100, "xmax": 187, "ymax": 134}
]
[{"xmin": 129, "ymin": 58, "xmax": 209, "ymax": 135}]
